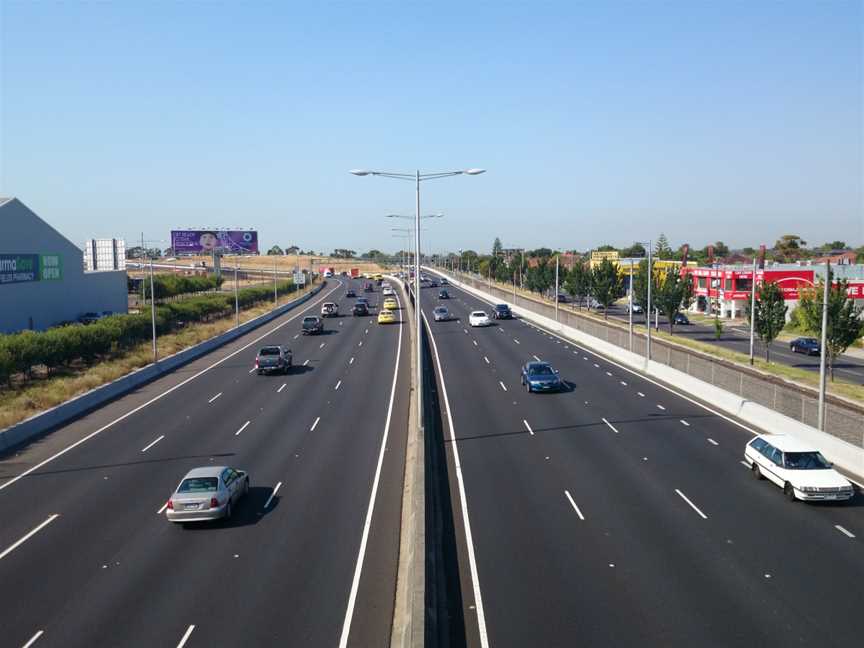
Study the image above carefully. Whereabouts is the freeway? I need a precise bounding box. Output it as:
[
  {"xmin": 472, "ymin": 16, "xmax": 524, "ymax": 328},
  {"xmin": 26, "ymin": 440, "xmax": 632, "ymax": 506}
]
[
  {"xmin": 421, "ymin": 273, "xmax": 864, "ymax": 648},
  {"xmin": 0, "ymin": 276, "xmax": 409, "ymax": 648},
  {"xmin": 601, "ymin": 304, "xmax": 864, "ymax": 385}
]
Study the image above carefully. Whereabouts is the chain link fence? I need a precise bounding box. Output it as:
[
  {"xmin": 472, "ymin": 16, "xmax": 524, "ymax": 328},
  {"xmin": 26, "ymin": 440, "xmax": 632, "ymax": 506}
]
[{"xmin": 451, "ymin": 271, "xmax": 864, "ymax": 450}]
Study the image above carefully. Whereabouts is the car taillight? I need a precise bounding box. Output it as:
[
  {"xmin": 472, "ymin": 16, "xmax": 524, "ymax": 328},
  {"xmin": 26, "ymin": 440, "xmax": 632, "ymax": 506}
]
[
  {"xmin": 210, "ymin": 497, "xmax": 220, "ymax": 508},
  {"xmin": 255, "ymin": 359, "xmax": 259, "ymax": 367},
  {"xmin": 166, "ymin": 499, "xmax": 173, "ymax": 510}
]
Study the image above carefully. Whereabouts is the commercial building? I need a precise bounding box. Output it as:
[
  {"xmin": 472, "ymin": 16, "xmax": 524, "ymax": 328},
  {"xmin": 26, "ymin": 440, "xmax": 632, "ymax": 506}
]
[
  {"xmin": 684, "ymin": 263, "xmax": 864, "ymax": 319},
  {"xmin": 83, "ymin": 238, "xmax": 126, "ymax": 271},
  {"xmin": 0, "ymin": 197, "xmax": 128, "ymax": 333}
]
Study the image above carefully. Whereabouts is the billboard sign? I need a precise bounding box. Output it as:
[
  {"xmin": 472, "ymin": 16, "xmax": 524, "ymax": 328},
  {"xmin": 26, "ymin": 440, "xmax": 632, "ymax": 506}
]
[
  {"xmin": 0, "ymin": 253, "xmax": 61, "ymax": 284},
  {"xmin": 171, "ymin": 230, "xmax": 259, "ymax": 254},
  {"xmin": 293, "ymin": 271, "xmax": 306, "ymax": 285}
]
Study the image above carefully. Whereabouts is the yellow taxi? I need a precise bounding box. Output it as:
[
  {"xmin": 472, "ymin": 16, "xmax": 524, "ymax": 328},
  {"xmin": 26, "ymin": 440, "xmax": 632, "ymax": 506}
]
[
  {"xmin": 383, "ymin": 297, "xmax": 398, "ymax": 310},
  {"xmin": 378, "ymin": 309, "xmax": 396, "ymax": 324}
]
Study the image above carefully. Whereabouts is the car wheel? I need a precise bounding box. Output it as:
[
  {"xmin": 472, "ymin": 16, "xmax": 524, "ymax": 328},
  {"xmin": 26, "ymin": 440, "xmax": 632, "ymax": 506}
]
[
  {"xmin": 751, "ymin": 462, "xmax": 762, "ymax": 480},
  {"xmin": 257, "ymin": 370, "xmax": 262, "ymax": 375},
  {"xmin": 243, "ymin": 478, "xmax": 249, "ymax": 496},
  {"xmin": 784, "ymin": 482, "xmax": 796, "ymax": 502}
]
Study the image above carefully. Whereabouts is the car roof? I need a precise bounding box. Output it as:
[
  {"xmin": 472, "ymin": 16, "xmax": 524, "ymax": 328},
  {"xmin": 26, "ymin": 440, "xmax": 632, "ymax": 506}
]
[
  {"xmin": 525, "ymin": 361, "xmax": 552, "ymax": 369},
  {"xmin": 754, "ymin": 434, "xmax": 818, "ymax": 452},
  {"xmin": 495, "ymin": 303, "xmax": 509, "ymax": 308},
  {"xmin": 184, "ymin": 466, "xmax": 229, "ymax": 479},
  {"xmin": 471, "ymin": 310, "xmax": 487, "ymax": 315}
]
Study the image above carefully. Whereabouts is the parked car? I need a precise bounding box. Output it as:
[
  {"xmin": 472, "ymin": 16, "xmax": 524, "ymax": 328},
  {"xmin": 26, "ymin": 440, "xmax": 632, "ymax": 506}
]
[
  {"xmin": 673, "ymin": 313, "xmax": 691, "ymax": 325},
  {"xmin": 353, "ymin": 303, "xmax": 369, "ymax": 316},
  {"xmin": 433, "ymin": 306, "xmax": 450, "ymax": 321},
  {"xmin": 790, "ymin": 337, "xmax": 821, "ymax": 355},
  {"xmin": 555, "ymin": 294, "xmax": 569, "ymax": 303},
  {"xmin": 255, "ymin": 345, "xmax": 292, "ymax": 375},
  {"xmin": 628, "ymin": 303, "xmax": 643, "ymax": 314},
  {"xmin": 345, "ymin": 289, "xmax": 356, "ymax": 298},
  {"xmin": 521, "ymin": 361, "xmax": 563, "ymax": 393},
  {"xmin": 378, "ymin": 309, "xmax": 397, "ymax": 324},
  {"xmin": 438, "ymin": 290, "xmax": 450, "ymax": 299},
  {"xmin": 165, "ymin": 466, "xmax": 250, "ymax": 523},
  {"xmin": 469, "ymin": 311, "xmax": 492, "ymax": 327},
  {"xmin": 321, "ymin": 302, "xmax": 339, "ymax": 318},
  {"xmin": 744, "ymin": 434, "xmax": 854, "ymax": 502},
  {"xmin": 302, "ymin": 316, "xmax": 324, "ymax": 334},
  {"xmin": 492, "ymin": 304, "xmax": 512, "ymax": 320}
]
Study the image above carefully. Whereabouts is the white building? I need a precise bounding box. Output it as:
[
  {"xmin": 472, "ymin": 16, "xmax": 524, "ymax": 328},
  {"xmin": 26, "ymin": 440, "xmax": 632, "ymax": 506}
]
[{"xmin": 83, "ymin": 238, "xmax": 126, "ymax": 271}]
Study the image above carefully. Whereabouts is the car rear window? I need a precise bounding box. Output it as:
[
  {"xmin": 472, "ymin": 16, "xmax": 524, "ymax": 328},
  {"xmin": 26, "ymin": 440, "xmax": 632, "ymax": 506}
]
[
  {"xmin": 259, "ymin": 347, "xmax": 280, "ymax": 356},
  {"xmin": 178, "ymin": 477, "xmax": 218, "ymax": 492},
  {"xmin": 304, "ymin": 317, "xmax": 318, "ymax": 322}
]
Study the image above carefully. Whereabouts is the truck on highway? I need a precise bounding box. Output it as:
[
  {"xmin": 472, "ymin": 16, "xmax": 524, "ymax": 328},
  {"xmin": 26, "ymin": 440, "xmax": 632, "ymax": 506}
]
[
  {"xmin": 255, "ymin": 346, "xmax": 292, "ymax": 375},
  {"xmin": 302, "ymin": 316, "xmax": 324, "ymax": 335}
]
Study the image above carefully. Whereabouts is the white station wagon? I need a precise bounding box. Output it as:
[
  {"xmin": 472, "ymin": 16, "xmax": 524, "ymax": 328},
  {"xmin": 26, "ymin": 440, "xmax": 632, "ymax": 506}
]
[
  {"xmin": 744, "ymin": 434, "xmax": 854, "ymax": 502},
  {"xmin": 469, "ymin": 310, "xmax": 492, "ymax": 327}
]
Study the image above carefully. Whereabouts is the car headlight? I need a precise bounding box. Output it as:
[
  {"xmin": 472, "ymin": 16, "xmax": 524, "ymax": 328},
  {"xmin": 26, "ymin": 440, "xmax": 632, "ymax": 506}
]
[{"xmin": 798, "ymin": 486, "xmax": 817, "ymax": 493}]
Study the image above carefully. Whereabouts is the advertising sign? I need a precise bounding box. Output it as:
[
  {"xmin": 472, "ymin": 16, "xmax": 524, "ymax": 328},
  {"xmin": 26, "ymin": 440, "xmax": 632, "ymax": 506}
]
[
  {"xmin": 293, "ymin": 272, "xmax": 306, "ymax": 285},
  {"xmin": 0, "ymin": 254, "xmax": 40, "ymax": 284},
  {"xmin": 171, "ymin": 230, "xmax": 259, "ymax": 254},
  {"xmin": 40, "ymin": 254, "xmax": 62, "ymax": 281}
]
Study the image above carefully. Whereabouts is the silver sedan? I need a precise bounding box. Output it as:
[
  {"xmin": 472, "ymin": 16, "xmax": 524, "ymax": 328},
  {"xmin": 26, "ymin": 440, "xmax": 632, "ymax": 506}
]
[{"xmin": 166, "ymin": 466, "xmax": 249, "ymax": 523}]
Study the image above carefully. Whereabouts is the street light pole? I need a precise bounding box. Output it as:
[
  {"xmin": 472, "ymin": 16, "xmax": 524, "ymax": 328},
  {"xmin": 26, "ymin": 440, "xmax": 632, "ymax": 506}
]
[
  {"xmin": 748, "ymin": 257, "xmax": 757, "ymax": 365},
  {"xmin": 555, "ymin": 253, "xmax": 560, "ymax": 323},
  {"xmin": 274, "ymin": 255, "xmax": 278, "ymax": 306},
  {"xmin": 629, "ymin": 258, "xmax": 634, "ymax": 352},
  {"xmin": 817, "ymin": 261, "xmax": 830, "ymax": 431},
  {"xmin": 234, "ymin": 263, "xmax": 240, "ymax": 328}
]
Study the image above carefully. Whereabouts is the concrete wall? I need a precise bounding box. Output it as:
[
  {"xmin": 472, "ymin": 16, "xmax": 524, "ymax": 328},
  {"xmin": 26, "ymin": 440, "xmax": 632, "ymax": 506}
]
[{"xmin": 0, "ymin": 198, "xmax": 128, "ymax": 332}]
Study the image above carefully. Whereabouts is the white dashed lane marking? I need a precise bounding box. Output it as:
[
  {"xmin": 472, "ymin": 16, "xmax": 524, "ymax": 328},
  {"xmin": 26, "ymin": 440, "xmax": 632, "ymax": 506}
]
[
  {"xmin": 523, "ymin": 420, "xmax": 534, "ymax": 436},
  {"xmin": 601, "ymin": 418, "xmax": 619, "ymax": 434}
]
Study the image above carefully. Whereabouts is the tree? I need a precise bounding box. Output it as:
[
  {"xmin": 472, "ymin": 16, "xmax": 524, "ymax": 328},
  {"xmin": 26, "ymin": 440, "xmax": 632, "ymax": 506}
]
[
  {"xmin": 563, "ymin": 262, "xmax": 591, "ymax": 308},
  {"xmin": 821, "ymin": 241, "xmax": 847, "ymax": 251},
  {"xmin": 596, "ymin": 244, "xmax": 617, "ymax": 252},
  {"xmin": 745, "ymin": 281, "xmax": 788, "ymax": 362},
  {"xmin": 621, "ymin": 242, "xmax": 646, "ymax": 258},
  {"xmin": 163, "ymin": 247, "xmax": 176, "ymax": 257},
  {"xmin": 285, "ymin": 245, "xmax": 300, "ymax": 255},
  {"xmin": 654, "ymin": 234, "xmax": 673, "ymax": 260},
  {"xmin": 653, "ymin": 267, "xmax": 694, "ymax": 333},
  {"xmin": 797, "ymin": 275, "xmax": 864, "ymax": 380},
  {"xmin": 712, "ymin": 241, "xmax": 730, "ymax": 258},
  {"xmin": 857, "ymin": 246, "xmax": 864, "ymax": 264},
  {"xmin": 331, "ymin": 249, "xmax": 356, "ymax": 259},
  {"xmin": 773, "ymin": 234, "xmax": 807, "ymax": 262},
  {"xmin": 267, "ymin": 245, "xmax": 284, "ymax": 255},
  {"xmin": 589, "ymin": 259, "xmax": 623, "ymax": 319},
  {"xmin": 631, "ymin": 259, "xmax": 659, "ymax": 313},
  {"xmin": 492, "ymin": 237, "xmax": 503, "ymax": 257},
  {"xmin": 525, "ymin": 258, "xmax": 553, "ymax": 294}
]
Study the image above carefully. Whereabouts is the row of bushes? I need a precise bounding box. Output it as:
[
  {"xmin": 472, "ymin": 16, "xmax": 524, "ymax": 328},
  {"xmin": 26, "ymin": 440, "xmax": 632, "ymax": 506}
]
[
  {"xmin": 134, "ymin": 274, "xmax": 224, "ymax": 299},
  {"xmin": 0, "ymin": 280, "xmax": 300, "ymax": 385}
]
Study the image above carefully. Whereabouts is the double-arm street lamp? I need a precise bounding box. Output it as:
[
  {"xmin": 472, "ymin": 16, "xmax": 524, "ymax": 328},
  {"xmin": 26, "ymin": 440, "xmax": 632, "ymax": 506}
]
[{"xmin": 351, "ymin": 168, "xmax": 485, "ymax": 431}]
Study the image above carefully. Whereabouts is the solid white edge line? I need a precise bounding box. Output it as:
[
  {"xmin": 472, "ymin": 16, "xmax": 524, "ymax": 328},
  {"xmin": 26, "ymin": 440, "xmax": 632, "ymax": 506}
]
[
  {"xmin": 234, "ymin": 420, "xmax": 250, "ymax": 436},
  {"xmin": 499, "ymin": 381, "xmax": 508, "ymax": 392},
  {"xmin": 338, "ymin": 290, "xmax": 403, "ymax": 647},
  {"xmin": 0, "ymin": 281, "xmax": 343, "ymax": 495},
  {"xmin": 310, "ymin": 416, "xmax": 320, "ymax": 432},
  {"xmin": 421, "ymin": 308, "xmax": 490, "ymax": 648},
  {"xmin": 263, "ymin": 482, "xmax": 282, "ymax": 509},
  {"xmin": 601, "ymin": 417, "xmax": 619, "ymax": 434},
  {"xmin": 176, "ymin": 624, "xmax": 195, "ymax": 648},
  {"xmin": 141, "ymin": 435, "xmax": 165, "ymax": 453},
  {"xmin": 277, "ymin": 383, "xmax": 287, "ymax": 393},
  {"xmin": 675, "ymin": 488, "xmax": 708, "ymax": 519},
  {"xmin": 564, "ymin": 490, "xmax": 586, "ymax": 521},
  {"xmin": 208, "ymin": 392, "xmax": 222, "ymax": 403},
  {"xmin": 835, "ymin": 524, "xmax": 856, "ymax": 538},
  {"xmin": 0, "ymin": 514, "xmax": 60, "ymax": 561},
  {"xmin": 523, "ymin": 419, "xmax": 534, "ymax": 436},
  {"xmin": 22, "ymin": 630, "xmax": 44, "ymax": 648}
]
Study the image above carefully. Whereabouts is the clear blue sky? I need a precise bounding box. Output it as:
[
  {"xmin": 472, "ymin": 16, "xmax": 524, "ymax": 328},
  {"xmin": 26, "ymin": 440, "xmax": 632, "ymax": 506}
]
[{"xmin": 1, "ymin": 1, "xmax": 861, "ymax": 255}]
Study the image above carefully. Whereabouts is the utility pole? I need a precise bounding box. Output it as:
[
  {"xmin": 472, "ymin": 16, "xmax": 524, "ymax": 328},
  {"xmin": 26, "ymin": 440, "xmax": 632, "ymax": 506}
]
[
  {"xmin": 646, "ymin": 240, "xmax": 652, "ymax": 362},
  {"xmin": 149, "ymin": 256, "xmax": 157, "ymax": 363},
  {"xmin": 555, "ymin": 253, "xmax": 560, "ymax": 323},
  {"xmin": 748, "ymin": 257, "xmax": 757, "ymax": 365},
  {"xmin": 234, "ymin": 263, "xmax": 240, "ymax": 328},
  {"xmin": 273, "ymin": 255, "xmax": 278, "ymax": 306},
  {"xmin": 817, "ymin": 261, "xmax": 830, "ymax": 431},
  {"xmin": 629, "ymin": 258, "xmax": 634, "ymax": 352}
]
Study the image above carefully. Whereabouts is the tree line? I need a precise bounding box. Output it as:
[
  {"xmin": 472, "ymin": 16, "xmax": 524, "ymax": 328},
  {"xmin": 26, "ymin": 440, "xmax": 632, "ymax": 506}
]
[{"xmin": 0, "ymin": 280, "xmax": 299, "ymax": 386}]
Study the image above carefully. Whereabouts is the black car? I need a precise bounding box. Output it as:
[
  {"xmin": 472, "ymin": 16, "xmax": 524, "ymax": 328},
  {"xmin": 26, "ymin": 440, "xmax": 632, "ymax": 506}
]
[
  {"xmin": 438, "ymin": 290, "xmax": 450, "ymax": 299},
  {"xmin": 301, "ymin": 316, "xmax": 324, "ymax": 335},
  {"xmin": 345, "ymin": 289, "xmax": 356, "ymax": 298},
  {"xmin": 790, "ymin": 337, "xmax": 820, "ymax": 355},
  {"xmin": 364, "ymin": 283, "xmax": 374, "ymax": 293},
  {"xmin": 353, "ymin": 303, "xmax": 369, "ymax": 316},
  {"xmin": 492, "ymin": 304, "xmax": 513, "ymax": 320},
  {"xmin": 673, "ymin": 313, "xmax": 691, "ymax": 325},
  {"xmin": 429, "ymin": 280, "xmax": 439, "ymax": 288}
]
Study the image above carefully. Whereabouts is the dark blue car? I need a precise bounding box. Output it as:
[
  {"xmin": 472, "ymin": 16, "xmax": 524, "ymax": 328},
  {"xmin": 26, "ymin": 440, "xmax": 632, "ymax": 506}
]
[
  {"xmin": 790, "ymin": 337, "xmax": 820, "ymax": 356},
  {"xmin": 520, "ymin": 362, "xmax": 562, "ymax": 393}
]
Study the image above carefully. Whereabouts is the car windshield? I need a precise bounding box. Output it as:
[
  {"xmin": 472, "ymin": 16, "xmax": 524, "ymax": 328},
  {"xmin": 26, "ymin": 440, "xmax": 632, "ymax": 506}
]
[
  {"xmin": 472, "ymin": 312, "xmax": 486, "ymax": 317},
  {"xmin": 529, "ymin": 365, "xmax": 554, "ymax": 376},
  {"xmin": 304, "ymin": 317, "xmax": 318, "ymax": 323},
  {"xmin": 435, "ymin": 308, "xmax": 446, "ymax": 313},
  {"xmin": 178, "ymin": 477, "xmax": 218, "ymax": 492},
  {"xmin": 784, "ymin": 451, "xmax": 831, "ymax": 470},
  {"xmin": 259, "ymin": 347, "xmax": 280, "ymax": 356},
  {"xmin": 496, "ymin": 305, "xmax": 508, "ymax": 311}
]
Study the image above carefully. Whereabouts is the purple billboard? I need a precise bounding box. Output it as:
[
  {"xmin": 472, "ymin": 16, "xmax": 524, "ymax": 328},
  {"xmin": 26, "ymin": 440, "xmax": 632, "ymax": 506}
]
[{"xmin": 171, "ymin": 230, "xmax": 259, "ymax": 254}]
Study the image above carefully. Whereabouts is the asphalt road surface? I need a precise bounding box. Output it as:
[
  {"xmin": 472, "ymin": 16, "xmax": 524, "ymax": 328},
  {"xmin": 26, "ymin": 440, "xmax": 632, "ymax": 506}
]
[
  {"xmin": 601, "ymin": 304, "xmax": 864, "ymax": 385},
  {"xmin": 0, "ymin": 276, "xmax": 409, "ymax": 648},
  {"xmin": 422, "ymin": 272, "xmax": 864, "ymax": 648}
]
